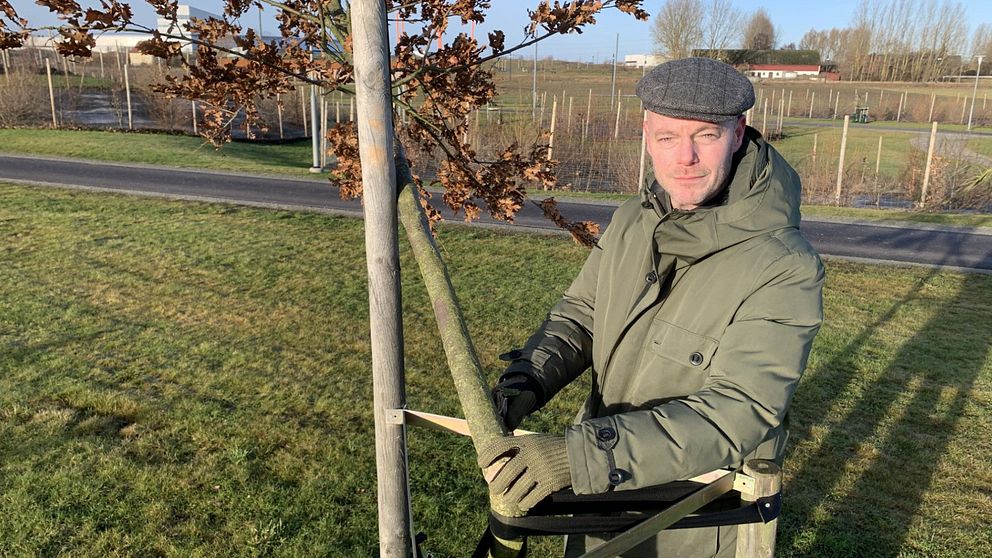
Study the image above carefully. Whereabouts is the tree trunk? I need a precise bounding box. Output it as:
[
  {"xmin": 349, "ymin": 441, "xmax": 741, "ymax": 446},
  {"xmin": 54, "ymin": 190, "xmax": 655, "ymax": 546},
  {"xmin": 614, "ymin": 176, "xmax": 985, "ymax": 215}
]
[{"xmin": 350, "ymin": 2, "xmax": 411, "ymax": 556}]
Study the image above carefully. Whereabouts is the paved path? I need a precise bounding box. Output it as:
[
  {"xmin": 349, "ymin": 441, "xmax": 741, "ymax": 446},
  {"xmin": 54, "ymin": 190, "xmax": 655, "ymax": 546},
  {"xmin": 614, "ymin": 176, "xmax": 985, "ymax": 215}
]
[{"xmin": 1, "ymin": 153, "xmax": 990, "ymax": 274}]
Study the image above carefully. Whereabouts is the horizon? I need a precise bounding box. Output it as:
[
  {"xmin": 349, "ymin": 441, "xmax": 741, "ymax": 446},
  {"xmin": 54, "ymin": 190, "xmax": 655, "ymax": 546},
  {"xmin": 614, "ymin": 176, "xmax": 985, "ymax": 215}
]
[{"xmin": 9, "ymin": 1, "xmax": 992, "ymax": 62}]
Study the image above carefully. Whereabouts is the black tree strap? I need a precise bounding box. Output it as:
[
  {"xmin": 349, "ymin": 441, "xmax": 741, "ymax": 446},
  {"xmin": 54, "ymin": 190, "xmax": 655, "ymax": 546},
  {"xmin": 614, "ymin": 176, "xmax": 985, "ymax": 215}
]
[{"xmin": 475, "ymin": 485, "xmax": 781, "ymax": 553}]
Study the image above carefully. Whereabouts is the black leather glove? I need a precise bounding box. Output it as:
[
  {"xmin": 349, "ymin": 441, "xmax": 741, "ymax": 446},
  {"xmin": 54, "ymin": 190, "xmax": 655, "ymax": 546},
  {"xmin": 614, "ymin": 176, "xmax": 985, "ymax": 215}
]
[
  {"xmin": 492, "ymin": 373, "xmax": 543, "ymax": 431},
  {"xmin": 478, "ymin": 434, "xmax": 572, "ymax": 512}
]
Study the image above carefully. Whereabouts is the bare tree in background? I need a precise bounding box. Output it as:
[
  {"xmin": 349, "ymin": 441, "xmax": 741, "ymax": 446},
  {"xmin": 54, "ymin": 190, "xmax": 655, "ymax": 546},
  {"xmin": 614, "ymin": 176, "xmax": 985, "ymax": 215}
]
[
  {"xmin": 973, "ymin": 24, "xmax": 992, "ymax": 64},
  {"xmin": 652, "ymin": 0, "xmax": 704, "ymax": 59},
  {"xmin": 799, "ymin": 28, "xmax": 845, "ymax": 62},
  {"xmin": 743, "ymin": 8, "xmax": 776, "ymax": 51},
  {"xmin": 701, "ymin": 0, "xmax": 743, "ymax": 53},
  {"xmin": 652, "ymin": 0, "xmax": 741, "ymax": 59}
]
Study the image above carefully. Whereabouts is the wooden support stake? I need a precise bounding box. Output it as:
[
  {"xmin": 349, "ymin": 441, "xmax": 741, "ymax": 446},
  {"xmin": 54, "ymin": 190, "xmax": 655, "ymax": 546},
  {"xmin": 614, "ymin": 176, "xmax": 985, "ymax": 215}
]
[
  {"xmin": 46, "ymin": 59, "xmax": 57, "ymax": 128},
  {"xmin": 928, "ymin": 93, "xmax": 936, "ymax": 123},
  {"xmin": 787, "ymin": 90, "xmax": 792, "ymax": 117},
  {"xmin": 761, "ymin": 98, "xmax": 768, "ymax": 137},
  {"xmin": 812, "ymin": 132, "xmax": 818, "ymax": 166},
  {"xmin": 637, "ymin": 110, "xmax": 648, "ymax": 190},
  {"xmin": 548, "ymin": 97, "xmax": 558, "ymax": 165},
  {"xmin": 920, "ymin": 120, "xmax": 939, "ymax": 207},
  {"xmin": 567, "ymin": 95, "xmax": 573, "ymax": 134},
  {"xmin": 583, "ymin": 88, "xmax": 592, "ymax": 144},
  {"xmin": 300, "ymin": 85, "xmax": 308, "ymax": 136},
  {"xmin": 277, "ymin": 93, "xmax": 284, "ymax": 139},
  {"xmin": 192, "ymin": 100, "xmax": 198, "ymax": 135},
  {"xmin": 123, "ymin": 64, "xmax": 132, "ymax": 129},
  {"xmin": 613, "ymin": 97, "xmax": 622, "ymax": 139},
  {"xmin": 808, "ymin": 91, "xmax": 815, "ymax": 119},
  {"xmin": 736, "ymin": 460, "xmax": 782, "ymax": 558},
  {"xmin": 896, "ymin": 91, "xmax": 905, "ymax": 122},
  {"xmin": 351, "ymin": 1, "xmax": 411, "ymax": 555},
  {"xmin": 835, "ymin": 115, "xmax": 850, "ymax": 205}
]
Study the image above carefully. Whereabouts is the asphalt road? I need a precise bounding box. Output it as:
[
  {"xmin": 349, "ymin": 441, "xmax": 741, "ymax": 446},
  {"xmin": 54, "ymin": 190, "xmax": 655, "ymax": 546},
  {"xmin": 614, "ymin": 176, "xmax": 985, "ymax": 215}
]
[{"xmin": 2, "ymin": 153, "xmax": 991, "ymax": 274}]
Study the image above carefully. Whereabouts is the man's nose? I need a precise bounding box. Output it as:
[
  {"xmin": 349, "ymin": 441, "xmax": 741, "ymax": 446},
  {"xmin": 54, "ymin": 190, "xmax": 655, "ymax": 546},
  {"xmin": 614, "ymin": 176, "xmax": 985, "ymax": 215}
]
[{"xmin": 675, "ymin": 139, "xmax": 699, "ymax": 166}]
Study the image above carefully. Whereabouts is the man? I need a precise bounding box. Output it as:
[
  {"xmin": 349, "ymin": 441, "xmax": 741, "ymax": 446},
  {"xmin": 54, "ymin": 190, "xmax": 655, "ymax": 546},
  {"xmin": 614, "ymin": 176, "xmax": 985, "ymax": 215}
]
[{"xmin": 478, "ymin": 57, "xmax": 825, "ymax": 557}]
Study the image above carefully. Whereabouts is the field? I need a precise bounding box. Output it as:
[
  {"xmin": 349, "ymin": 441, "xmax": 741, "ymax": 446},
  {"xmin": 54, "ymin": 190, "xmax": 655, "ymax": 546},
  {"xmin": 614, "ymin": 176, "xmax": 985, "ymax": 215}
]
[{"xmin": 1, "ymin": 181, "xmax": 991, "ymax": 556}]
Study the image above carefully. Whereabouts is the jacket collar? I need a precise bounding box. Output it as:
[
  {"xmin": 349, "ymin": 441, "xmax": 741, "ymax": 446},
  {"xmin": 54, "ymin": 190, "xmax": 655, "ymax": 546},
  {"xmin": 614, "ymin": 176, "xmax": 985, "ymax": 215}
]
[{"xmin": 639, "ymin": 127, "xmax": 802, "ymax": 265}]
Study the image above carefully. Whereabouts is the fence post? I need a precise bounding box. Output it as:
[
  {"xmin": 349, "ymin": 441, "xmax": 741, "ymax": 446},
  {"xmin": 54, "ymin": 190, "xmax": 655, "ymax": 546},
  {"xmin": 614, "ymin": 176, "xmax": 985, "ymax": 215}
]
[
  {"xmin": 637, "ymin": 110, "xmax": 648, "ymax": 191},
  {"xmin": 300, "ymin": 85, "xmax": 308, "ymax": 136},
  {"xmin": 124, "ymin": 63, "xmax": 133, "ymax": 129},
  {"xmin": 808, "ymin": 91, "xmax": 814, "ymax": 119},
  {"xmin": 547, "ymin": 97, "xmax": 558, "ymax": 187},
  {"xmin": 835, "ymin": 114, "xmax": 850, "ymax": 205},
  {"xmin": 613, "ymin": 97, "xmax": 622, "ymax": 139},
  {"xmin": 567, "ymin": 95, "xmax": 573, "ymax": 134},
  {"xmin": 46, "ymin": 58, "xmax": 57, "ymax": 128},
  {"xmin": 761, "ymin": 98, "xmax": 768, "ymax": 137},
  {"xmin": 735, "ymin": 460, "xmax": 782, "ymax": 558},
  {"xmin": 583, "ymin": 88, "xmax": 592, "ymax": 143},
  {"xmin": 920, "ymin": 121, "xmax": 939, "ymax": 207}
]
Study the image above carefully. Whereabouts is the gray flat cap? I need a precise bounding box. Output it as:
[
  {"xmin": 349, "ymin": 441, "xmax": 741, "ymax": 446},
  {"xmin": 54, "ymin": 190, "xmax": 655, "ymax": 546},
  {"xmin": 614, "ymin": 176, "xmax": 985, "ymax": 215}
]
[{"xmin": 636, "ymin": 57, "xmax": 754, "ymax": 122}]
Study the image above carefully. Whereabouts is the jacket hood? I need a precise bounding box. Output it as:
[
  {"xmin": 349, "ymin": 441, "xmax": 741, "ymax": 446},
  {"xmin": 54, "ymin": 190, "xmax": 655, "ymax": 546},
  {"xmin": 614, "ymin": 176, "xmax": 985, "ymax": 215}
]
[{"xmin": 639, "ymin": 126, "xmax": 802, "ymax": 265}]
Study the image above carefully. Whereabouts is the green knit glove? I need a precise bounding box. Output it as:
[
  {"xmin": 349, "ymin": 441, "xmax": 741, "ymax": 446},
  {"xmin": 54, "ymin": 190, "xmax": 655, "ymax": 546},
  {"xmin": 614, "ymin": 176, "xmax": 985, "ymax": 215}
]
[{"xmin": 478, "ymin": 434, "xmax": 572, "ymax": 512}]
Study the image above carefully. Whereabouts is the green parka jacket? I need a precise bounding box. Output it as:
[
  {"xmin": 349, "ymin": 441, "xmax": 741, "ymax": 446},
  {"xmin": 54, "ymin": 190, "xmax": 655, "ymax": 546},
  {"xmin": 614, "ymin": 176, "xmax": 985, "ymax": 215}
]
[{"xmin": 505, "ymin": 127, "xmax": 824, "ymax": 499}]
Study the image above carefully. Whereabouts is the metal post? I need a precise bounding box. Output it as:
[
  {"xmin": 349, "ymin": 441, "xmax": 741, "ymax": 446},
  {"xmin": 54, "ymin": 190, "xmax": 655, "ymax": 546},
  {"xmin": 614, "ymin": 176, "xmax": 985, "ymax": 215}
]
[
  {"xmin": 968, "ymin": 56, "xmax": 983, "ymax": 131},
  {"xmin": 610, "ymin": 33, "xmax": 619, "ymax": 109}
]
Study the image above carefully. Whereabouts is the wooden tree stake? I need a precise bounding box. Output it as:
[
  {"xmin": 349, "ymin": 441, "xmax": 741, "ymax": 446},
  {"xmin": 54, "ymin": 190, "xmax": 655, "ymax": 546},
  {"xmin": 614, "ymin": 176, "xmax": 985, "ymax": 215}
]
[
  {"xmin": 351, "ymin": 1, "xmax": 411, "ymax": 555},
  {"xmin": 736, "ymin": 460, "xmax": 782, "ymax": 558}
]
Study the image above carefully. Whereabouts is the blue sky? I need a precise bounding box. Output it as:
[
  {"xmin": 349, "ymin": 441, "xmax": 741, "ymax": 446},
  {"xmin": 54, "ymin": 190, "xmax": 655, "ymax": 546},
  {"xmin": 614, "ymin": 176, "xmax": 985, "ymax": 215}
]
[{"xmin": 11, "ymin": 1, "xmax": 992, "ymax": 62}]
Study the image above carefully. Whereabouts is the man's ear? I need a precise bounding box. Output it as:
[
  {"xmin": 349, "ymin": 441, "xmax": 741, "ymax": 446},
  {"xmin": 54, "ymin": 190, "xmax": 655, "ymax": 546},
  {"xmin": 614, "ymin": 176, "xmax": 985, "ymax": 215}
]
[{"xmin": 733, "ymin": 115, "xmax": 746, "ymax": 150}]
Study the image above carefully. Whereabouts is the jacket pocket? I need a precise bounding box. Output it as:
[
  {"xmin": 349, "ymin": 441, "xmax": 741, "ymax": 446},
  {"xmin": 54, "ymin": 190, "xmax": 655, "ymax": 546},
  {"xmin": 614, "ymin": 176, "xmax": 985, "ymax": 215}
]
[{"xmin": 649, "ymin": 320, "xmax": 719, "ymax": 370}]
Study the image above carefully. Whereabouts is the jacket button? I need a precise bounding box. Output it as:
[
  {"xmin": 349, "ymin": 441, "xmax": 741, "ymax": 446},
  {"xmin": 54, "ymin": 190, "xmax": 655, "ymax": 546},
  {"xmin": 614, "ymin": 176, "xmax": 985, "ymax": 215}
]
[
  {"xmin": 608, "ymin": 469, "xmax": 628, "ymax": 485},
  {"xmin": 641, "ymin": 201, "xmax": 653, "ymax": 209},
  {"xmin": 645, "ymin": 271, "xmax": 658, "ymax": 283},
  {"xmin": 596, "ymin": 427, "xmax": 616, "ymax": 442},
  {"xmin": 689, "ymin": 352, "xmax": 704, "ymax": 366}
]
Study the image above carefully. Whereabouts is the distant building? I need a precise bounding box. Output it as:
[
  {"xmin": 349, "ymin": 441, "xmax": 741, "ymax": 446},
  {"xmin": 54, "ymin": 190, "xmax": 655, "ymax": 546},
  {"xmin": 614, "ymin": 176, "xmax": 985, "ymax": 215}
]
[
  {"xmin": 624, "ymin": 54, "xmax": 668, "ymax": 68},
  {"xmin": 746, "ymin": 64, "xmax": 822, "ymax": 79}
]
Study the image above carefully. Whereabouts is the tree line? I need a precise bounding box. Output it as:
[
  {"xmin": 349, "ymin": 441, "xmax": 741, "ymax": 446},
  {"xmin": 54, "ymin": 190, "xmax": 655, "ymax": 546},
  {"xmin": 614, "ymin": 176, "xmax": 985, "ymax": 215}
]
[{"xmin": 653, "ymin": 0, "xmax": 992, "ymax": 82}]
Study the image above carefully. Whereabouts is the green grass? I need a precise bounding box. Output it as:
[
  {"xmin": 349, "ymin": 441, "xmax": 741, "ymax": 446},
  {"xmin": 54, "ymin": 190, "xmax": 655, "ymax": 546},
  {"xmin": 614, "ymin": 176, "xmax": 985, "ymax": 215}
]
[
  {"xmin": 1, "ymin": 182, "xmax": 990, "ymax": 556},
  {"xmin": 0, "ymin": 129, "xmax": 320, "ymax": 179},
  {"xmin": 2, "ymin": 127, "xmax": 991, "ymax": 229}
]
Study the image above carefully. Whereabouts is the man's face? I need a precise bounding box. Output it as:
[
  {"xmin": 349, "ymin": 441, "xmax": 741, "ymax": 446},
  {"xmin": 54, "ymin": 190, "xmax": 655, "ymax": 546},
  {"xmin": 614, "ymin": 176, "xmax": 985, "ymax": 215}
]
[{"xmin": 643, "ymin": 112, "xmax": 746, "ymax": 211}]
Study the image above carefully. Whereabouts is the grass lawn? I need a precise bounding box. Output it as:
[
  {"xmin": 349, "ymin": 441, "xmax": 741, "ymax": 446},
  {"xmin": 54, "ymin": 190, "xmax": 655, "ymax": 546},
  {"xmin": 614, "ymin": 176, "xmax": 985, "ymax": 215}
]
[
  {"xmin": 1, "ymin": 182, "xmax": 990, "ymax": 556},
  {"xmin": 0, "ymin": 129, "xmax": 320, "ymax": 179},
  {"xmin": 1, "ymin": 128, "xmax": 991, "ymax": 231}
]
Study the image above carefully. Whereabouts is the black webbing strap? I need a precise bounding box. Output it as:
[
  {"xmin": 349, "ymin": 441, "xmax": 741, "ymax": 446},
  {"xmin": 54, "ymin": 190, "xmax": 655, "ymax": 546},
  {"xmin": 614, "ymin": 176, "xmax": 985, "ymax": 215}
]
[{"xmin": 476, "ymin": 483, "xmax": 781, "ymax": 548}]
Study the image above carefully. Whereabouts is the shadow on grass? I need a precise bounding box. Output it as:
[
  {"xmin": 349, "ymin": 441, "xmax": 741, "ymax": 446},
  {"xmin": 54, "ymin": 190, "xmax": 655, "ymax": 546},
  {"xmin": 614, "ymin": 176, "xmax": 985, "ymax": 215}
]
[{"xmin": 780, "ymin": 255, "xmax": 992, "ymax": 555}]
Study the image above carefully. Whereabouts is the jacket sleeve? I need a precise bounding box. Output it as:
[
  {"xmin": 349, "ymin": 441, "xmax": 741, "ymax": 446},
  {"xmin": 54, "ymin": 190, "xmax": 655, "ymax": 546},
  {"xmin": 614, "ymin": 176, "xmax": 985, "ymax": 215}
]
[
  {"xmin": 565, "ymin": 248, "xmax": 825, "ymax": 494},
  {"xmin": 501, "ymin": 223, "xmax": 612, "ymax": 403}
]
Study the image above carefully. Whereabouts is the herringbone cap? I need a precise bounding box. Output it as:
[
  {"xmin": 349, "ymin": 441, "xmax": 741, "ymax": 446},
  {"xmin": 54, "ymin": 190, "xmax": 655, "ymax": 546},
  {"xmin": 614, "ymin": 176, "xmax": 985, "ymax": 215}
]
[{"xmin": 635, "ymin": 57, "xmax": 755, "ymax": 122}]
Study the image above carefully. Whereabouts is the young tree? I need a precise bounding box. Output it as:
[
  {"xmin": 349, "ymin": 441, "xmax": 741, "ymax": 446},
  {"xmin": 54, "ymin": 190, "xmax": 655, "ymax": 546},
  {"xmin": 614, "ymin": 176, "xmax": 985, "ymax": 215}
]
[
  {"xmin": 743, "ymin": 7, "xmax": 775, "ymax": 51},
  {"xmin": 0, "ymin": 1, "xmax": 649, "ymax": 556}
]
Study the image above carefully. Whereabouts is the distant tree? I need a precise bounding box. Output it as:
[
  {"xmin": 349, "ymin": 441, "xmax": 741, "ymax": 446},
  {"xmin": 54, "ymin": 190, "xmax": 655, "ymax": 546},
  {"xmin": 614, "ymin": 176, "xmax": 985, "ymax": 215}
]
[
  {"xmin": 743, "ymin": 8, "xmax": 776, "ymax": 51},
  {"xmin": 652, "ymin": 0, "xmax": 704, "ymax": 59},
  {"xmin": 700, "ymin": 0, "xmax": 743, "ymax": 53},
  {"xmin": 652, "ymin": 0, "xmax": 741, "ymax": 60},
  {"xmin": 973, "ymin": 24, "xmax": 992, "ymax": 65}
]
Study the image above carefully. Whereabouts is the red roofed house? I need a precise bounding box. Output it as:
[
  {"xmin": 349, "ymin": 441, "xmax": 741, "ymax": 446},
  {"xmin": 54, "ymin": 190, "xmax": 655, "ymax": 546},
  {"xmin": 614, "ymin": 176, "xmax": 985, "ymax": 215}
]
[{"xmin": 746, "ymin": 64, "xmax": 824, "ymax": 80}]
